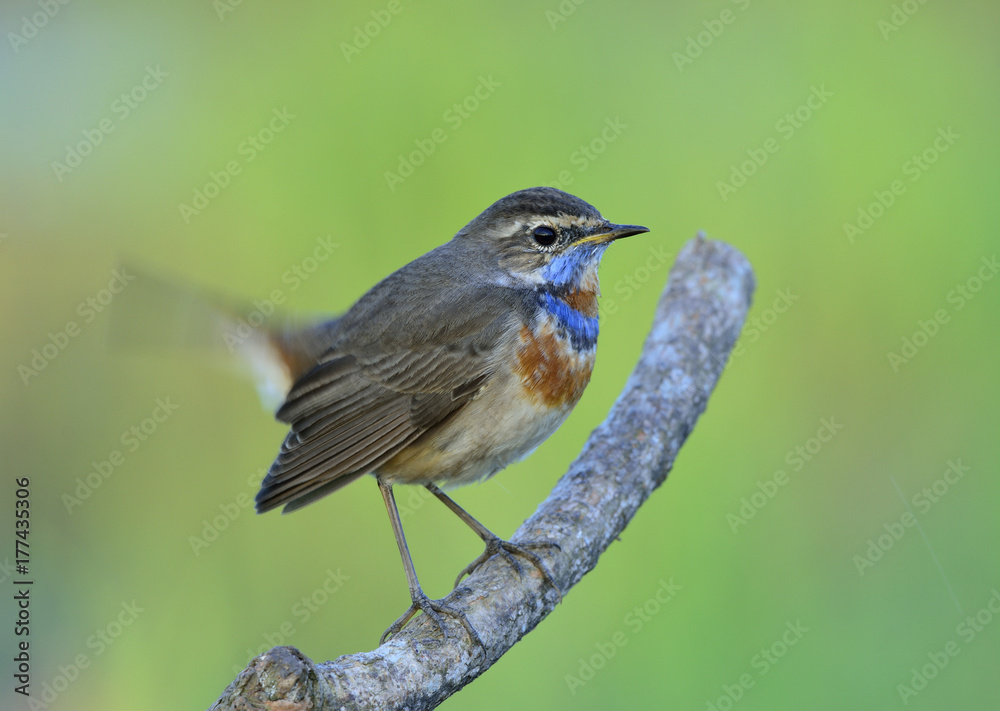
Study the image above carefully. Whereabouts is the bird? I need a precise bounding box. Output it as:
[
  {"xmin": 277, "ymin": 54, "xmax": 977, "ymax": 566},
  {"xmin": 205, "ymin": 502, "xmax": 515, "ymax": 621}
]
[{"xmin": 250, "ymin": 187, "xmax": 649, "ymax": 644}]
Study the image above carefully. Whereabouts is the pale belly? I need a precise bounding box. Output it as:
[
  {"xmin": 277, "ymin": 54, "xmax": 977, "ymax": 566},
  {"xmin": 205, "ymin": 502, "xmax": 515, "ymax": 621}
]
[{"xmin": 376, "ymin": 316, "xmax": 597, "ymax": 487}]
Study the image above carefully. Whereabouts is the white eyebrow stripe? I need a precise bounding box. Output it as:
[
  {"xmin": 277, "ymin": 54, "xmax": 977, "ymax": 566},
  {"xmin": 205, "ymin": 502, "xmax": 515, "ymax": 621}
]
[{"xmin": 528, "ymin": 214, "xmax": 604, "ymax": 232}]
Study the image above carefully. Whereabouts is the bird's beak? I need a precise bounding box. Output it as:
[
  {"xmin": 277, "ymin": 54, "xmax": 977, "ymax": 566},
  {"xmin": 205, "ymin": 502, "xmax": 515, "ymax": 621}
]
[{"xmin": 576, "ymin": 222, "xmax": 650, "ymax": 246}]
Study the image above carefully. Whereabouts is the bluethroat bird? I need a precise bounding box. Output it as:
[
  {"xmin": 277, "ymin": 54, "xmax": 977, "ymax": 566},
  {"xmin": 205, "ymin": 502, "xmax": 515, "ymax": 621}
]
[{"xmin": 251, "ymin": 187, "xmax": 649, "ymax": 644}]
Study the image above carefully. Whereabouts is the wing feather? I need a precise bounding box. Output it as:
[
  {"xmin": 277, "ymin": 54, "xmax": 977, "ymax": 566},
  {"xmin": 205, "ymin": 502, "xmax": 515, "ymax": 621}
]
[
  {"xmin": 256, "ymin": 278, "xmax": 528, "ymax": 514},
  {"xmin": 263, "ymin": 403, "xmax": 411, "ymax": 497}
]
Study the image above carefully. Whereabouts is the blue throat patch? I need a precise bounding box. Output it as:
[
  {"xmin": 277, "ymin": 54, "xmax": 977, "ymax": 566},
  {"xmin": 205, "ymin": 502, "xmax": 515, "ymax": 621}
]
[
  {"xmin": 542, "ymin": 244, "xmax": 607, "ymax": 287},
  {"xmin": 539, "ymin": 291, "xmax": 599, "ymax": 350},
  {"xmin": 536, "ymin": 245, "xmax": 606, "ymax": 350}
]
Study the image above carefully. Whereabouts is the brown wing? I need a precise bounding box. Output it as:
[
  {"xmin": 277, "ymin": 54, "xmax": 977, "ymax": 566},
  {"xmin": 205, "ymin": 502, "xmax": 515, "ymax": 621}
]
[{"xmin": 255, "ymin": 288, "xmax": 520, "ymax": 514}]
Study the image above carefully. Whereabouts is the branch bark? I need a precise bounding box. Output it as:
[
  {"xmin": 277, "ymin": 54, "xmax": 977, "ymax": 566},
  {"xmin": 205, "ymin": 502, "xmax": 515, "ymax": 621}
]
[{"xmin": 210, "ymin": 236, "xmax": 756, "ymax": 711}]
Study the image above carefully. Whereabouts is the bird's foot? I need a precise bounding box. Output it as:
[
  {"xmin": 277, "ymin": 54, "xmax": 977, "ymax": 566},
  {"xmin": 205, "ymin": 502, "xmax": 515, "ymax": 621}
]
[
  {"xmin": 380, "ymin": 588, "xmax": 484, "ymax": 648},
  {"xmin": 455, "ymin": 535, "xmax": 561, "ymax": 598}
]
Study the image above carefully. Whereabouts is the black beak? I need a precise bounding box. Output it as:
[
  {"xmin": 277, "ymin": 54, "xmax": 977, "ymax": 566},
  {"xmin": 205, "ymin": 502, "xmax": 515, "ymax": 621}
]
[{"xmin": 578, "ymin": 223, "xmax": 650, "ymax": 246}]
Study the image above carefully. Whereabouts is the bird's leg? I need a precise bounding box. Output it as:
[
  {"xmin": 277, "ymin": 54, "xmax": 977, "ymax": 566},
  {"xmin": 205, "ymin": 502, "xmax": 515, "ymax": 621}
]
[
  {"xmin": 425, "ymin": 484, "xmax": 561, "ymax": 596},
  {"xmin": 377, "ymin": 477, "xmax": 483, "ymax": 647}
]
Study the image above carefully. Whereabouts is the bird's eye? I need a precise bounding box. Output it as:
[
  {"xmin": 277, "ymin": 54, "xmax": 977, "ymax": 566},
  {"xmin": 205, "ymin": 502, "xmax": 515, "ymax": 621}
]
[{"xmin": 532, "ymin": 225, "xmax": 557, "ymax": 247}]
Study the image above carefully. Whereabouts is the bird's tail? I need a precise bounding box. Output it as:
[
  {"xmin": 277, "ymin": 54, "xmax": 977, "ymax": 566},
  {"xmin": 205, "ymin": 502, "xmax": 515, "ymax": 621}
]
[{"xmin": 108, "ymin": 263, "xmax": 338, "ymax": 412}]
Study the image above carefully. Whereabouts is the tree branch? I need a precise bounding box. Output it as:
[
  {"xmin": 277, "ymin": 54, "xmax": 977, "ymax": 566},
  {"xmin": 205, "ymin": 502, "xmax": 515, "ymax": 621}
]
[{"xmin": 209, "ymin": 236, "xmax": 756, "ymax": 711}]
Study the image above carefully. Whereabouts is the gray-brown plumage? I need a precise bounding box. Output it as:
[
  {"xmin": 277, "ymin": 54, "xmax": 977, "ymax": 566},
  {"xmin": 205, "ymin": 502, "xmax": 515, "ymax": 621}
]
[
  {"xmin": 255, "ymin": 265, "xmax": 532, "ymax": 513},
  {"xmin": 255, "ymin": 187, "xmax": 610, "ymax": 514},
  {"xmin": 251, "ymin": 187, "xmax": 649, "ymax": 643}
]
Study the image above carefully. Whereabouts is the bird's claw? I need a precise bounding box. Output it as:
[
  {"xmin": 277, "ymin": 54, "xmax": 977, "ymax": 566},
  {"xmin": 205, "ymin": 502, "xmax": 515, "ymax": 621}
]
[
  {"xmin": 455, "ymin": 536, "xmax": 562, "ymax": 599},
  {"xmin": 380, "ymin": 588, "xmax": 484, "ymax": 649}
]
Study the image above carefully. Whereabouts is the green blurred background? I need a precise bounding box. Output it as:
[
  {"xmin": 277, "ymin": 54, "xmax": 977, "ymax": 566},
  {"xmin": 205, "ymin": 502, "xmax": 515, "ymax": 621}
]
[{"xmin": 2, "ymin": 1, "xmax": 998, "ymax": 709}]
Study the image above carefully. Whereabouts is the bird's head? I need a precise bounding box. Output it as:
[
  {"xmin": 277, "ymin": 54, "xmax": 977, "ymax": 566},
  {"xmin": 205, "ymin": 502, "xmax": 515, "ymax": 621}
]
[{"xmin": 455, "ymin": 187, "xmax": 649, "ymax": 292}]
